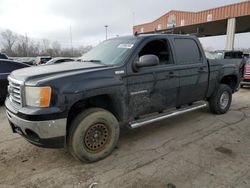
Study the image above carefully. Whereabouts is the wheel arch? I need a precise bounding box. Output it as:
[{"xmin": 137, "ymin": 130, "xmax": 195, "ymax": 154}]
[
  {"xmin": 220, "ymin": 74, "xmax": 238, "ymax": 92},
  {"xmin": 66, "ymin": 94, "xmax": 125, "ymax": 135}
]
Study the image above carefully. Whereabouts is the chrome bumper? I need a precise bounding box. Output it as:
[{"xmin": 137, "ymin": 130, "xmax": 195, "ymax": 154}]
[
  {"xmin": 241, "ymin": 81, "xmax": 250, "ymax": 85},
  {"xmin": 6, "ymin": 110, "xmax": 67, "ymax": 139}
]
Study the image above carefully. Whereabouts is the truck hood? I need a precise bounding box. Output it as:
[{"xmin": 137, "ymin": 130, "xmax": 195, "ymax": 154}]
[{"xmin": 10, "ymin": 61, "xmax": 107, "ymax": 83}]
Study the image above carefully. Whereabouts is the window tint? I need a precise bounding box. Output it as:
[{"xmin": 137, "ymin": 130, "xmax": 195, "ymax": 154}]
[
  {"xmin": 138, "ymin": 39, "xmax": 172, "ymax": 65},
  {"xmin": 174, "ymin": 38, "xmax": 201, "ymax": 64}
]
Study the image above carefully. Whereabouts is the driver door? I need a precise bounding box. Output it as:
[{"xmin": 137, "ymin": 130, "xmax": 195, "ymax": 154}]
[{"xmin": 126, "ymin": 38, "xmax": 179, "ymax": 118}]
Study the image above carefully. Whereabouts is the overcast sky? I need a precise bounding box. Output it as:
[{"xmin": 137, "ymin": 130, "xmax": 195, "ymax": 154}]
[{"xmin": 0, "ymin": 0, "xmax": 249, "ymax": 49}]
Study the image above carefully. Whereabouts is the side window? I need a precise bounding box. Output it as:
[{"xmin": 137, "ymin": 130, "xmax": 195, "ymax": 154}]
[
  {"xmin": 56, "ymin": 60, "xmax": 63, "ymax": 63},
  {"xmin": 138, "ymin": 39, "xmax": 172, "ymax": 65},
  {"xmin": 174, "ymin": 38, "xmax": 201, "ymax": 64}
]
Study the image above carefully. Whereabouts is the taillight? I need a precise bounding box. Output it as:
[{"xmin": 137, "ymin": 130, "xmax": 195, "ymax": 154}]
[{"xmin": 244, "ymin": 64, "xmax": 250, "ymax": 79}]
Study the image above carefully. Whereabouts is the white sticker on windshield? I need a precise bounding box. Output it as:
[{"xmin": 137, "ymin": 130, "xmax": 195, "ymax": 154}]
[{"xmin": 118, "ymin": 44, "xmax": 134, "ymax": 49}]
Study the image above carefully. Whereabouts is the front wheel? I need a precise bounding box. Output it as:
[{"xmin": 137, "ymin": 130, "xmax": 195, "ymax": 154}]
[
  {"xmin": 209, "ymin": 84, "xmax": 232, "ymax": 114},
  {"xmin": 68, "ymin": 108, "xmax": 120, "ymax": 162}
]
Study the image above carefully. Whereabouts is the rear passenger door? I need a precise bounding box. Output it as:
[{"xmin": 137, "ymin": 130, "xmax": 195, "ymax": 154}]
[{"xmin": 173, "ymin": 37, "xmax": 209, "ymax": 106}]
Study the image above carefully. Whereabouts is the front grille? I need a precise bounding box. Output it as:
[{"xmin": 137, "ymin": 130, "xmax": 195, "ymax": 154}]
[{"xmin": 8, "ymin": 77, "xmax": 23, "ymax": 106}]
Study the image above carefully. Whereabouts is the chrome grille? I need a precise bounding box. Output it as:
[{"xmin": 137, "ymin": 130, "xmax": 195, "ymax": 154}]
[{"xmin": 8, "ymin": 77, "xmax": 23, "ymax": 106}]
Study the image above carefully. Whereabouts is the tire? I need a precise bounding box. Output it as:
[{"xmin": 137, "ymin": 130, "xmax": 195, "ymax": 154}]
[
  {"xmin": 240, "ymin": 84, "xmax": 244, "ymax": 88},
  {"xmin": 209, "ymin": 84, "xmax": 232, "ymax": 114},
  {"xmin": 68, "ymin": 108, "xmax": 120, "ymax": 162}
]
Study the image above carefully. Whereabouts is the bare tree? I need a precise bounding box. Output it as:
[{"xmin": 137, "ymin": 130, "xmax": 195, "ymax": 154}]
[
  {"xmin": 0, "ymin": 29, "xmax": 92, "ymax": 57},
  {"xmin": 51, "ymin": 41, "xmax": 61, "ymax": 56},
  {"xmin": 41, "ymin": 39, "xmax": 50, "ymax": 55},
  {"xmin": 1, "ymin": 29, "xmax": 17, "ymax": 56},
  {"xmin": 28, "ymin": 40, "xmax": 41, "ymax": 56},
  {"xmin": 15, "ymin": 34, "xmax": 29, "ymax": 57}
]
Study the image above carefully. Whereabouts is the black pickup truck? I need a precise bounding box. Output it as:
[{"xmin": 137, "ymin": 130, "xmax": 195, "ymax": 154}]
[{"xmin": 5, "ymin": 34, "xmax": 242, "ymax": 162}]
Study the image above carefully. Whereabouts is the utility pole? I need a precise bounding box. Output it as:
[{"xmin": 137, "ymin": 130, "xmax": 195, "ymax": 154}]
[
  {"xmin": 70, "ymin": 25, "xmax": 73, "ymax": 57},
  {"xmin": 132, "ymin": 12, "xmax": 136, "ymax": 34},
  {"xmin": 25, "ymin": 33, "xmax": 29, "ymax": 57},
  {"xmin": 104, "ymin": 25, "xmax": 108, "ymax": 40},
  {"xmin": 133, "ymin": 12, "xmax": 135, "ymax": 26}
]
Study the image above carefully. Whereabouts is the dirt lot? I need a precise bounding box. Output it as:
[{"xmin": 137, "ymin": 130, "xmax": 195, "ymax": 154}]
[{"xmin": 0, "ymin": 88, "xmax": 250, "ymax": 188}]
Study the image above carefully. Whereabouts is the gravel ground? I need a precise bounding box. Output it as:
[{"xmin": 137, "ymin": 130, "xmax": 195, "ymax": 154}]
[{"xmin": 0, "ymin": 88, "xmax": 250, "ymax": 188}]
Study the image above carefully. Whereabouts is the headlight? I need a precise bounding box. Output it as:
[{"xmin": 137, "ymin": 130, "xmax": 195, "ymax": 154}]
[{"xmin": 25, "ymin": 86, "xmax": 51, "ymax": 107}]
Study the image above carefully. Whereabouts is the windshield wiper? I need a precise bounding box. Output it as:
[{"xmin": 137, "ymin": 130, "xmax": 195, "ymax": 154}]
[{"xmin": 83, "ymin": 59, "xmax": 101, "ymax": 63}]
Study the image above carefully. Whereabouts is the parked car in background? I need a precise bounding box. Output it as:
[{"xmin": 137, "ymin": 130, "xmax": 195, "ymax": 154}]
[
  {"xmin": 0, "ymin": 53, "xmax": 8, "ymax": 59},
  {"xmin": 205, "ymin": 51, "xmax": 220, "ymax": 59},
  {"xmin": 0, "ymin": 59, "xmax": 30, "ymax": 102},
  {"xmin": 241, "ymin": 58, "xmax": 250, "ymax": 88},
  {"xmin": 75, "ymin": 58, "xmax": 83, "ymax": 62},
  {"xmin": 45, "ymin": 57, "xmax": 75, "ymax": 65},
  {"xmin": 214, "ymin": 50, "xmax": 244, "ymax": 59},
  {"xmin": 34, "ymin": 56, "xmax": 51, "ymax": 65},
  {"xmin": 213, "ymin": 50, "xmax": 244, "ymax": 79},
  {"xmin": 15, "ymin": 57, "xmax": 36, "ymax": 66},
  {"xmin": 243, "ymin": 54, "xmax": 249, "ymax": 58}
]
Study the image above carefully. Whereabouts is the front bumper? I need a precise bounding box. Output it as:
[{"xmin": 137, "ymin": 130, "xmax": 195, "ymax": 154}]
[{"xmin": 6, "ymin": 110, "xmax": 67, "ymax": 148}]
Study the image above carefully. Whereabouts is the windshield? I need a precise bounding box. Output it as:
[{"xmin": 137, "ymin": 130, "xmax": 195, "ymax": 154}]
[{"xmin": 81, "ymin": 37, "xmax": 137, "ymax": 65}]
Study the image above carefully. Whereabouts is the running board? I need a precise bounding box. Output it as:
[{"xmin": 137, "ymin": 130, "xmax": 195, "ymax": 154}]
[{"xmin": 129, "ymin": 102, "xmax": 207, "ymax": 129}]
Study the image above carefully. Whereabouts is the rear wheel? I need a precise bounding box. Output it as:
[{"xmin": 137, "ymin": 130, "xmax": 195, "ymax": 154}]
[
  {"xmin": 240, "ymin": 84, "xmax": 244, "ymax": 88},
  {"xmin": 68, "ymin": 108, "xmax": 120, "ymax": 162},
  {"xmin": 209, "ymin": 84, "xmax": 232, "ymax": 114}
]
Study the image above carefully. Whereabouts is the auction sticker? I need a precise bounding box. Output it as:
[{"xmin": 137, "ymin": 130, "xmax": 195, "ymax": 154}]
[{"xmin": 118, "ymin": 44, "xmax": 134, "ymax": 49}]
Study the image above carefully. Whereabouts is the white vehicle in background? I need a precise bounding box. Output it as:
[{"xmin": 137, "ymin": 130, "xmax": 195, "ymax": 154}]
[
  {"xmin": 34, "ymin": 56, "xmax": 51, "ymax": 65},
  {"xmin": 205, "ymin": 51, "xmax": 219, "ymax": 59},
  {"xmin": 45, "ymin": 57, "xmax": 75, "ymax": 65}
]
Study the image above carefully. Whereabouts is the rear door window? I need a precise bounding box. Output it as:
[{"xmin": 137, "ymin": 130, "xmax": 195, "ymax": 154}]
[{"xmin": 174, "ymin": 38, "xmax": 201, "ymax": 64}]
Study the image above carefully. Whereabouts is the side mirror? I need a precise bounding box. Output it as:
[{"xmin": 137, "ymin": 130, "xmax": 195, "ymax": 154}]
[{"xmin": 135, "ymin": 55, "xmax": 159, "ymax": 68}]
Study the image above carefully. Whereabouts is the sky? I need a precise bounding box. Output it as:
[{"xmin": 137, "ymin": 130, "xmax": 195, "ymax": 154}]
[{"xmin": 0, "ymin": 0, "xmax": 249, "ymax": 50}]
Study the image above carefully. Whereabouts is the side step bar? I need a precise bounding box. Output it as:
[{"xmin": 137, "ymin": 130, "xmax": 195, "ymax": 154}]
[{"xmin": 129, "ymin": 102, "xmax": 207, "ymax": 129}]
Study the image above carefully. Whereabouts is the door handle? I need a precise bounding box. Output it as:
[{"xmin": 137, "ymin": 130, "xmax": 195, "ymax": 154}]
[
  {"xmin": 166, "ymin": 72, "xmax": 178, "ymax": 78},
  {"xmin": 198, "ymin": 67, "xmax": 208, "ymax": 73}
]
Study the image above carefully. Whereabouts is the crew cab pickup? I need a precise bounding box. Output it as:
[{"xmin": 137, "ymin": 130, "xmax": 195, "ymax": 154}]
[{"xmin": 5, "ymin": 34, "xmax": 242, "ymax": 162}]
